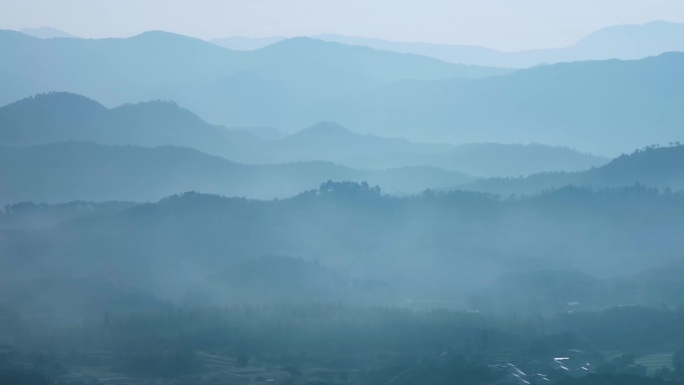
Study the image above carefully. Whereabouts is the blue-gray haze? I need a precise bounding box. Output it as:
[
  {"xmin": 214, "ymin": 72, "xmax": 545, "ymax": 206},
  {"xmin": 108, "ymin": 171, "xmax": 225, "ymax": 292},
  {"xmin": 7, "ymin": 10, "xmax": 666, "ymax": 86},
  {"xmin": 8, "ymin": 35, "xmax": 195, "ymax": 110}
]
[{"xmin": 1, "ymin": 2, "xmax": 684, "ymax": 384}]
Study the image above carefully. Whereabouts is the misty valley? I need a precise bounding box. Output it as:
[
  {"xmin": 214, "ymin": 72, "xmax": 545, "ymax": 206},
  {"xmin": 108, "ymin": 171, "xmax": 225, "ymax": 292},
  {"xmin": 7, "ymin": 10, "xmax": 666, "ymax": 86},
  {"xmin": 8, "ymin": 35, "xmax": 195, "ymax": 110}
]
[{"xmin": 1, "ymin": 20, "xmax": 684, "ymax": 385}]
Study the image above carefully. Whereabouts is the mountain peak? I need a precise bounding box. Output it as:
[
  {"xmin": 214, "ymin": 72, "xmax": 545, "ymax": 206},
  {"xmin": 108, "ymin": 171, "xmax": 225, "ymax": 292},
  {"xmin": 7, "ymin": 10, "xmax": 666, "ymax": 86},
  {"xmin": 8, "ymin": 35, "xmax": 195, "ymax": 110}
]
[
  {"xmin": 1, "ymin": 92, "xmax": 106, "ymax": 112},
  {"xmin": 131, "ymin": 30, "xmax": 187, "ymax": 39},
  {"xmin": 259, "ymin": 36, "xmax": 350, "ymax": 53},
  {"xmin": 127, "ymin": 30, "xmax": 216, "ymax": 47},
  {"xmin": 305, "ymin": 121, "xmax": 351, "ymax": 133},
  {"xmin": 292, "ymin": 121, "xmax": 354, "ymax": 139},
  {"xmin": 576, "ymin": 20, "xmax": 684, "ymax": 51},
  {"xmin": 111, "ymin": 99, "xmax": 207, "ymax": 126}
]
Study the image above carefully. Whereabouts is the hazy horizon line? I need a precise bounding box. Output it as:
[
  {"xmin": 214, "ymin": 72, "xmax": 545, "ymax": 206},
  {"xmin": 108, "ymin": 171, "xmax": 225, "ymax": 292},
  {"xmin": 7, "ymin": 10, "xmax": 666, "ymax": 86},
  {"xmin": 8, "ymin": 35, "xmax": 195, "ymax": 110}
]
[{"xmin": 8, "ymin": 18, "xmax": 682, "ymax": 53}]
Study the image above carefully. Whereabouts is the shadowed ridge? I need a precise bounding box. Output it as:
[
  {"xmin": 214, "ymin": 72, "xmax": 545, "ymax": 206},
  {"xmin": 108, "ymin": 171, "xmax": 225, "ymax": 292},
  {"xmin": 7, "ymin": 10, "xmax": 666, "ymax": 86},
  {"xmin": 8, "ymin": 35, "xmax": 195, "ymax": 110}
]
[{"xmin": 0, "ymin": 92, "xmax": 107, "ymax": 145}]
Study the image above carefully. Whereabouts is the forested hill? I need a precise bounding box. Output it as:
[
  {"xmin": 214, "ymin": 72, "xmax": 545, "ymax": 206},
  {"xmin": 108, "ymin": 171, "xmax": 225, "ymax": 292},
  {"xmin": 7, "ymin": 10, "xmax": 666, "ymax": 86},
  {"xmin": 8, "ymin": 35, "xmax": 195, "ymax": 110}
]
[
  {"xmin": 2, "ymin": 182, "xmax": 683, "ymax": 304},
  {"xmin": 465, "ymin": 145, "xmax": 684, "ymax": 195}
]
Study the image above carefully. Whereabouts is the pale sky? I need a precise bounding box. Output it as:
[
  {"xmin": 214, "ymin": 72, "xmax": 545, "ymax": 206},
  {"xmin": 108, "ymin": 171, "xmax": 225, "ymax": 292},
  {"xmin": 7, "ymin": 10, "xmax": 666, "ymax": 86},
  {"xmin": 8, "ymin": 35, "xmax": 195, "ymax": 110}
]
[{"xmin": 1, "ymin": 0, "xmax": 683, "ymax": 51}]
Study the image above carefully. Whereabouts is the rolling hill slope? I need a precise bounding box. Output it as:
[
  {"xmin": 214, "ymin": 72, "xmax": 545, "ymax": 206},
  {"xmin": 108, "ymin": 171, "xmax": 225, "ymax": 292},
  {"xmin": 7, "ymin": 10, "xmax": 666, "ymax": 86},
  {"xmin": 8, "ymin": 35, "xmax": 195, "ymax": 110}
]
[
  {"xmin": 464, "ymin": 145, "xmax": 684, "ymax": 195},
  {"xmin": 0, "ymin": 141, "xmax": 475, "ymax": 204},
  {"xmin": 0, "ymin": 93, "xmax": 607, "ymax": 177},
  {"xmin": 314, "ymin": 21, "xmax": 684, "ymax": 68},
  {"xmin": 0, "ymin": 29, "xmax": 508, "ymax": 126},
  {"xmin": 213, "ymin": 21, "xmax": 684, "ymax": 68},
  {"xmin": 325, "ymin": 53, "xmax": 684, "ymax": 154}
]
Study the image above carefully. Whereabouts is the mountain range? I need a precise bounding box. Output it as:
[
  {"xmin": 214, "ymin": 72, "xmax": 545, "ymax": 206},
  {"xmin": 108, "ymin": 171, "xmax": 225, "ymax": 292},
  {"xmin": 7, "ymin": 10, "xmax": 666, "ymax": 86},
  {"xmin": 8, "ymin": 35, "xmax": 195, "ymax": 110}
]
[
  {"xmin": 0, "ymin": 29, "xmax": 508, "ymax": 110},
  {"xmin": 3, "ymin": 14, "xmax": 684, "ymax": 381},
  {"xmin": 0, "ymin": 92, "xmax": 607, "ymax": 177},
  {"xmin": 324, "ymin": 52, "xmax": 684, "ymax": 154},
  {"xmin": 16, "ymin": 21, "xmax": 684, "ymax": 69},
  {"xmin": 2, "ymin": 139, "xmax": 680, "ymax": 205},
  {"xmin": 465, "ymin": 145, "xmax": 684, "ymax": 195},
  {"xmin": 2, "ymin": 113, "xmax": 683, "ymax": 208},
  {"xmin": 3, "ymin": 91, "xmax": 680, "ymax": 205},
  {"xmin": 213, "ymin": 21, "xmax": 684, "ymax": 68},
  {"xmin": 1, "ymin": 30, "xmax": 682, "ymax": 154},
  {"xmin": 0, "ymin": 141, "xmax": 478, "ymax": 204}
]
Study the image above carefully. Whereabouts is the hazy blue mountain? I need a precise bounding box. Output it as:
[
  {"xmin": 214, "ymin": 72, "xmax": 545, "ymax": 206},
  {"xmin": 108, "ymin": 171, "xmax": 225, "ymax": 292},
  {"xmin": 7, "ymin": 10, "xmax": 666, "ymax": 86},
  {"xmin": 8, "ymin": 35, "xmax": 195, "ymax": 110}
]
[
  {"xmin": 19, "ymin": 26, "xmax": 76, "ymax": 39},
  {"xmin": 0, "ymin": 92, "xmax": 264, "ymax": 159},
  {"xmin": 164, "ymin": 38, "xmax": 512, "ymax": 128},
  {"xmin": 0, "ymin": 92, "xmax": 108, "ymax": 145},
  {"xmin": 6, "ymin": 29, "xmax": 681, "ymax": 153},
  {"xmin": 0, "ymin": 93, "xmax": 606, "ymax": 177},
  {"xmin": 0, "ymin": 30, "xmax": 509, "ymax": 129},
  {"xmin": 0, "ymin": 30, "xmax": 244, "ymax": 107},
  {"xmin": 251, "ymin": 37, "xmax": 511, "ymax": 82},
  {"xmin": 314, "ymin": 21, "xmax": 684, "ymax": 68},
  {"xmin": 326, "ymin": 52, "xmax": 684, "ymax": 154},
  {"xmin": 570, "ymin": 20, "xmax": 684, "ymax": 62},
  {"xmin": 267, "ymin": 122, "xmax": 607, "ymax": 177},
  {"xmin": 211, "ymin": 36, "xmax": 287, "ymax": 50},
  {"xmin": 313, "ymin": 33, "xmax": 503, "ymax": 65},
  {"xmin": 264, "ymin": 121, "xmax": 445, "ymax": 162},
  {"xmin": 229, "ymin": 126, "xmax": 289, "ymax": 141},
  {"xmin": 0, "ymin": 142, "xmax": 475, "ymax": 204},
  {"xmin": 359, "ymin": 143, "xmax": 608, "ymax": 178},
  {"xmin": 464, "ymin": 145, "xmax": 684, "ymax": 195}
]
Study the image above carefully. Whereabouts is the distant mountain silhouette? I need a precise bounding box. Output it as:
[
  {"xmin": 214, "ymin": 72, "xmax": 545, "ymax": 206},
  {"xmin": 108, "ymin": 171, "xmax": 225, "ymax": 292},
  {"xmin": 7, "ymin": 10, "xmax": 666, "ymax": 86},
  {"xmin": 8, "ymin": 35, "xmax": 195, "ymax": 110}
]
[
  {"xmin": 0, "ymin": 141, "xmax": 475, "ymax": 204},
  {"xmin": 465, "ymin": 145, "xmax": 684, "ymax": 195},
  {"xmin": 267, "ymin": 122, "xmax": 607, "ymax": 177},
  {"xmin": 212, "ymin": 21, "xmax": 684, "ymax": 68},
  {"xmin": 570, "ymin": 21, "xmax": 684, "ymax": 61},
  {"xmin": 0, "ymin": 92, "xmax": 263, "ymax": 158},
  {"xmin": 19, "ymin": 27, "xmax": 76, "ymax": 39},
  {"xmin": 0, "ymin": 93, "xmax": 606, "ymax": 177},
  {"xmin": 211, "ymin": 36, "xmax": 286, "ymax": 50},
  {"xmin": 254, "ymin": 37, "xmax": 507, "ymax": 82},
  {"xmin": 3, "ymin": 30, "xmax": 681, "ymax": 153},
  {"xmin": 326, "ymin": 52, "xmax": 684, "ymax": 154},
  {"xmin": 0, "ymin": 30, "xmax": 509, "ymax": 129},
  {"xmin": 315, "ymin": 21, "xmax": 684, "ymax": 68},
  {"xmin": 170, "ymin": 37, "xmax": 512, "ymax": 128},
  {"xmin": 265, "ymin": 121, "xmax": 436, "ymax": 163}
]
